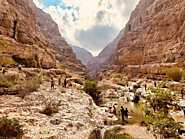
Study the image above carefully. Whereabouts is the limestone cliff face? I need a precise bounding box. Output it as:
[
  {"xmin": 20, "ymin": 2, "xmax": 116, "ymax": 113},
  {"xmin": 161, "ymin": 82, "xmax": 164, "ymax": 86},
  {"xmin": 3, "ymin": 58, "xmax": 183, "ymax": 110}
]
[
  {"xmin": 0, "ymin": 0, "xmax": 56, "ymax": 68},
  {"xmin": 104, "ymin": 0, "xmax": 185, "ymax": 79},
  {"xmin": 28, "ymin": 0, "xmax": 93, "ymax": 79},
  {"xmin": 70, "ymin": 45, "xmax": 93, "ymax": 65},
  {"xmin": 87, "ymin": 29, "xmax": 124, "ymax": 75}
]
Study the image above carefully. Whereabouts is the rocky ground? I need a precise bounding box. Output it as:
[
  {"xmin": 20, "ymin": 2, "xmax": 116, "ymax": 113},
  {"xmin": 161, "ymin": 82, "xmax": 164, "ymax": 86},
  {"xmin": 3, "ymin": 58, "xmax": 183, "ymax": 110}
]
[{"xmin": 0, "ymin": 80, "xmax": 108, "ymax": 139}]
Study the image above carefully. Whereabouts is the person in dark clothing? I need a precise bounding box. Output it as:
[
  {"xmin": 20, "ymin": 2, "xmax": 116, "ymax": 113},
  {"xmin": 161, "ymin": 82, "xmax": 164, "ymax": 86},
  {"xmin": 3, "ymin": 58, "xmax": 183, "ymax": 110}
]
[
  {"xmin": 51, "ymin": 77, "xmax": 55, "ymax": 90},
  {"xmin": 113, "ymin": 105, "xmax": 117, "ymax": 116},
  {"xmin": 145, "ymin": 84, "xmax": 147, "ymax": 90},
  {"xmin": 64, "ymin": 78, "xmax": 67, "ymax": 88},
  {"xmin": 183, "ymin": 108, "xmax": 185, "ymax": 117},
  {"xmin": 120, "ymin": 106, "xmax": 125, "ymax": 121},
  {"xmin": 181, "ymin": 88, "xmax": 184, "ymax": 99},
  {"xmin": 18, "ymin": 65, "xmax": 22, "ymax": 73},
  {"xmin": 2, "ymin": 64, "xmax": 5, "ymax": 68},
  {"xmin": 2, "ymin": 67, "xmax": 5, "ymax": 74},
  {"xmin": 154, "ymin": 81, "xmax": 157, "ymax": 87},
  {"xmin": 124, "ymin": 108, "xmax": 129, "ymax": 118}
]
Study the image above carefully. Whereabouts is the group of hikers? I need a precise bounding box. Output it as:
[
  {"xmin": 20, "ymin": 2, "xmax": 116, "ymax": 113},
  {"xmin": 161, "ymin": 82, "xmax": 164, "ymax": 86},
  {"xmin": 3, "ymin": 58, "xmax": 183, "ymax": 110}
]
[
  {"xmin": 1, "ymin": 64, "xmax": 22, "ymax": 74},
  {"xmin": 50, "ymin": 75, "xmax": 72, "ymax": 90},
  {"xmin": 109, "ymin": 105, "xmax": 129, "ymax": 121}
]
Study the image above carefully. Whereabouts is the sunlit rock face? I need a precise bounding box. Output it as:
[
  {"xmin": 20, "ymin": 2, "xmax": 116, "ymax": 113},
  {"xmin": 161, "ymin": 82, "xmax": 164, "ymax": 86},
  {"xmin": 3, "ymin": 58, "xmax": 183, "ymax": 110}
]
[
  {"xmin": 87, "ymin": 29, "xmax": 124, "ymax": 75},
  {"xmin": 104, "ymin": 0, "xmax": 185, "ymax": 79},
  {"xmin": 27, "ymin": 0, "xmax": 93, "ymax": 79},
  {"xmin": 0, "ymin": 0, "xmax": 56, "ymax": 68}
]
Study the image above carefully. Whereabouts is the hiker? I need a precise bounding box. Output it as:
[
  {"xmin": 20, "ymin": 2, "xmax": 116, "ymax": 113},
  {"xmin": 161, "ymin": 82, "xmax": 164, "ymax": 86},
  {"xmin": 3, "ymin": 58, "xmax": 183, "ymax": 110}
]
[
  {"xmin": 145, "ymin": 84, "xmax": 147, "ymax": 90},
  {"xmin": 67, "ymin": 80, "xmax": 72, "ymax": 87},
  {"xmin": 18, "ymin": 65, "xmax": 22, "ymax": 73},
  {"xmin": 51, "ymin": 77, "xmax": 55, "ymax": 90},
  {"xmin": 64, "ymin": 78, "xmax": 67, "ymax": 88},
  {"xmin": 124, "ymin": 108, "xmax": 129, "ymax": 118},
  {"xmin": 2, "ymin": 66, "xmax": 5, "ymax": 74},
  {"xmin": 183, "ymin": 108, "xmax": 185, "ymax": 117},
  {"xmin": 113, "ymin": 105, "xmax": 117, "ymax": 116},
  {"xmin": 58, "ymin": 76, "xmax": 62, "ymax": 86},
  {"xmin": 154, "ymin": 81, "xmax": 157, "ymax": 87},
  {"xmin": 181, "ymin": 88, "xmax": 183, "ymax": 99},
  {"xmin": 120, "ymin": 106, "xmax": 125, "ymax": 121}
]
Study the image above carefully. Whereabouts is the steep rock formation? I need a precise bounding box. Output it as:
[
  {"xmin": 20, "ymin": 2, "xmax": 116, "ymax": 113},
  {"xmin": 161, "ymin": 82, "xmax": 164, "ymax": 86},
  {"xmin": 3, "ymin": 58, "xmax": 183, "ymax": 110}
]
[
  {"xmin": 0, "ymin": 0, "xmax": 56, "ymax": 68},
  {"xmin": 103, "ymin": 0, "xmax": 185, "ymax": 79},
  {"xmin": 70, "ymin": 45, "xmax": 93, "ymax": 65},
  {"xmin": 87, "ymin": 29, "xmax": 124, "ymax": 75},
  {"xmin": 28, "ymin": 0, "xmax": 93, "ymax": 79}
]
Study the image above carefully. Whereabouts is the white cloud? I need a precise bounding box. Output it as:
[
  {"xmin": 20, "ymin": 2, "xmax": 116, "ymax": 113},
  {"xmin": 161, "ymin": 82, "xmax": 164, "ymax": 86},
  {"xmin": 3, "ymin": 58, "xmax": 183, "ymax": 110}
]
[
  {"xmin": 33, "ymin": 0, "xmax": 140, "ymax": 56},
  {"xmin": 33, "ymin": 0, "xmax": 44, "ymax": 9}
]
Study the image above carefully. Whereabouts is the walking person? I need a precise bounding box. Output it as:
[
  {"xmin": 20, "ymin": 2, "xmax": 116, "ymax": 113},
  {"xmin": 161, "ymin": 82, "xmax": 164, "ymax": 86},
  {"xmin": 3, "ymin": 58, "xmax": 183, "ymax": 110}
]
[
  {"xmin": 124, "ymin": 108, "xmax": 129, "ymax": 118},
  {"xmin": 154, "ymin": 81, "xmax": 157, "ymax": 87},
  {"xmin": 181, "ymin": 88, "xmax": 184, "ymax": 99},
  {"xmin": 51, "ymin": 77, "xmax": 55, "ymax": 90},
  {"xmin": 64, "ymin": 78, "xmax": 67, "ymax": 88},
  {"xmin": 113, "ymin": 105, "xmax": 117, "ymax": 116},
  {"xmin": 183, "ymin": 108, "xmax": 185, "ymax": 117},
  {"xmin": 145, "ymin": 84, "xmax": 147, "ymax": 91},
  {"xmin": 120, "ymin": 106, "xmax": 125, "ymax": 121}
]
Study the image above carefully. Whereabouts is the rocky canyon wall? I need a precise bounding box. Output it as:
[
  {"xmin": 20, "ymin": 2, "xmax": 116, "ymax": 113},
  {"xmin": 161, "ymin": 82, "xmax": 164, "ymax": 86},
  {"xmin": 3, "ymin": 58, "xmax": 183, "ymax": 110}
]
[
  {"xmin": 102, "ymin": 0, "xmax": 185, "ymax": 80},
  {"xmin": 28, "ymin": 0, "xmax": 93, "ymax": 79},
  {"xmin": 0, "ymin": 0, "xmax": 56, "ymax": 68}
]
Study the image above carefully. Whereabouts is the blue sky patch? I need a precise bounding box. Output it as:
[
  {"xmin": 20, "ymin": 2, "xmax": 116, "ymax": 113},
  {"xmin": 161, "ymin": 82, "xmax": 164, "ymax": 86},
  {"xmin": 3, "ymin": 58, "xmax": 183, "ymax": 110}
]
[
  {"xmin": 107, "ymin": 3, "xmax": 113, "ymax": 9},
  {"xmin": 38, "ymin": 0, "xmax": 60, "ymax": 8}
]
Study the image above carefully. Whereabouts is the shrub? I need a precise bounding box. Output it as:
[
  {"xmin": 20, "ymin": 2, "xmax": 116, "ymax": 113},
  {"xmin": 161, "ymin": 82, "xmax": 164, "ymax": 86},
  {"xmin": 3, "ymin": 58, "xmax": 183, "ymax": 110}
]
[
  {"xmin": 35, "ymin": 53, "xmax": 39, "ymax": 65},
  {"xmin": 60, "ymin": 87, "xmax": 66, "ymax": 93},
  {"xmin": 57, "ymin": 64, "xmax": 70, "ymax": 70},
  {"xmin": 0, "ymin": 116, "xmax": 24, "ymax": 138},
  {"xmin": 0, "ymin": 74, "xmax": 17, "ymax": 88},
  {"xmin": 83, "ymin": 80, "xmax": 101, "ymax": 101},
  {"xmin": 117, "ymin": 81, "xmax": 125, "ymax": 86},
  {"xmin": 19, "ymin": 75, "xmax": 42, "ymax": 98},
  {"xmin": 164, "ymin": 67, "xmax": 184, "ymax": 82},
  {"xmin": 39, "ymin": 97, "xmax": 61, "ymax": 116},
  {"xmin": 44, "ymin": 76, "xmax": 51, "ymax": 82},
  {"xmin": 88, "ymin": 128, "xmax": 101, "ymax": 139},
  {"xmin": 111, "ymin": 78, "xmax": 120, "ymax": 83},
  {"xmin": 104, "ymin": 127, "xmax": 132, "ymax": 139},
  {"xmin": 0, "ymin": 57, "xmax": 17, "ymax": 67}
]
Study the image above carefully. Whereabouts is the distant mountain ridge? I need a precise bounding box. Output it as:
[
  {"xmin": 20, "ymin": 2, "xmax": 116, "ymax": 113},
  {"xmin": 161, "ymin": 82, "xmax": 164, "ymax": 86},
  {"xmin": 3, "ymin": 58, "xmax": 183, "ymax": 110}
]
[
  {"xmin": 86, "ymin": 28, "xmax": 124, "ymax": 75},
  {"xmin": 70, "ymin": 45, "xmax": 93, "ymax": 65}
]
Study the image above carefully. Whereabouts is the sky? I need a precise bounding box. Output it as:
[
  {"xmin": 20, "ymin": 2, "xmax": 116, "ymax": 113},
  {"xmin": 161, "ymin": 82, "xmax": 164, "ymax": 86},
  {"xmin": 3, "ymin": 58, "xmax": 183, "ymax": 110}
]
[{"xmin": 33, "ymin": 0, "xmax": 140, "ymax": 56}]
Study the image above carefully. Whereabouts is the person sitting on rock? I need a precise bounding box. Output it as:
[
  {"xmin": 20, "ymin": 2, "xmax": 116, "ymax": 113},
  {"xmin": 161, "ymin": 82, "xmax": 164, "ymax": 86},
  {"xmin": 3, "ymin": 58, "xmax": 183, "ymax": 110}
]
[
  {"xmin": 67, "ymin": 80, "xmax": 72, "ymax": 87},
  {"xmin": 51, "ymin": 77, "xmax": 55, "ymax": 90}
]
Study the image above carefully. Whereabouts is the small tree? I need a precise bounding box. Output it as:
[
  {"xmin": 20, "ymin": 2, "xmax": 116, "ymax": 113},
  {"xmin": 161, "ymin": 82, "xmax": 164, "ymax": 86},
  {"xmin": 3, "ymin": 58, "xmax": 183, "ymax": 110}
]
[
  {"xmin": 164, "ymin": 67, "xmax": 184, "ymax": 82},
  {"xmin": 142, "ymin": 85, "xmax": 181, "ymax": 138},
  {"xmin": 83, "ymin": 80, "xmax": 101, "ymax": 101}
]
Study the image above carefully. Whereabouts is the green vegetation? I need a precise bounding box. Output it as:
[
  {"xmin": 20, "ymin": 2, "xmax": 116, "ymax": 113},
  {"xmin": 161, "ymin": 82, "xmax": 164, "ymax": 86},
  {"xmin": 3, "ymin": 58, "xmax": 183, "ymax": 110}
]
[
  {"xmin": 104, "ymin": 127, "xmax": 132, "ymax": 139},
  {"xmin": 35, "ymin": 53, "xmax": 39, "ymax": 65},
  {"xmin": 19, "ymin": 75, "xmax": 42, "ymax": 98},
  {"xmin": 141, "ymin": 85, "xmax": 181, "ymax": 138},
  {"xmin": 0, "ymin": 40, "xmax": 10, "ymax": 47},
  {"xmin": 88, "ymin": 128, "xmax": 101, "ymax": 139},
  {"xmin": 117, "ymin": 81, "xmax": 125, "ymax": 86},
  {"xmin": 164, "ymin": 67, "xmax": 185, "ymax": 82},
  {"xmin": 0, "ymin": 116, "xmax": 24, "ymax": 138},
  {"xmin": 7, "ymin": 11, "xmax": 16, "ymax": 17},
  {"xmin": 175, "ymin": 57, "xmax": 185, "ymax": 62},
  {"xmin": 0, "ymin": 74, "xmax": 17, "ymax": 88},
  {"xmin": 57, "ymin": 64, "xmax": 70, "ymax": 70},
  {"xmin": 37, "ymin": 94, "xmax": 62, "ymax": 116},
  {"xmin": 0, "ymin": 57, "xmax": 17, "ymax": 67},
  {"xmin": 83, "ymin": 80, "xmax": 101, "ymax": 101}
]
